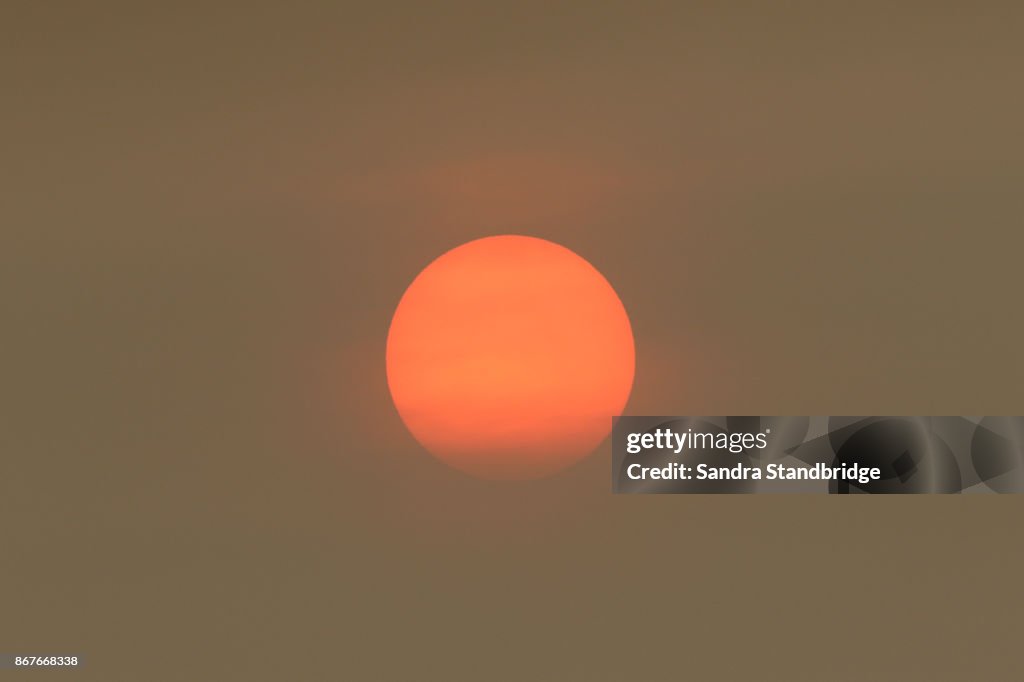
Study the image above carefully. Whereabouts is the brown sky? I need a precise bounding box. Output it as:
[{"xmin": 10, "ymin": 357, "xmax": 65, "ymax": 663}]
[{"xmin": 3, "ymin": 3, "xmax": 1024, "ymax": 680}]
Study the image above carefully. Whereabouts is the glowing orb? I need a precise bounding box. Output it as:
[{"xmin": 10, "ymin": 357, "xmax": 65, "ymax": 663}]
[{"xmin": 386, "ymin": 235, "xmax": 635, "ymax": 480}]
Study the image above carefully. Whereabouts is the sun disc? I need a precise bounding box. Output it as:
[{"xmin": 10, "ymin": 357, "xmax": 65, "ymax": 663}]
[{"xmin": 386, "ymin": 235, "xmax": 635, "ymax": 480}]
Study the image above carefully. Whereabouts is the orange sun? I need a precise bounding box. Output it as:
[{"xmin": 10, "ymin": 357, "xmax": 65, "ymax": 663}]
[{"xmin": 386, "ymin": 235, "xmax": 635, "ymax": 480}]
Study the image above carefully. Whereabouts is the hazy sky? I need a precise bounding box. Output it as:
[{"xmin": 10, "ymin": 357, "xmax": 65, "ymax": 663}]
[{"xmin": 4, "ymin": 3, "xmax": 1024, "ymax": 680}]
